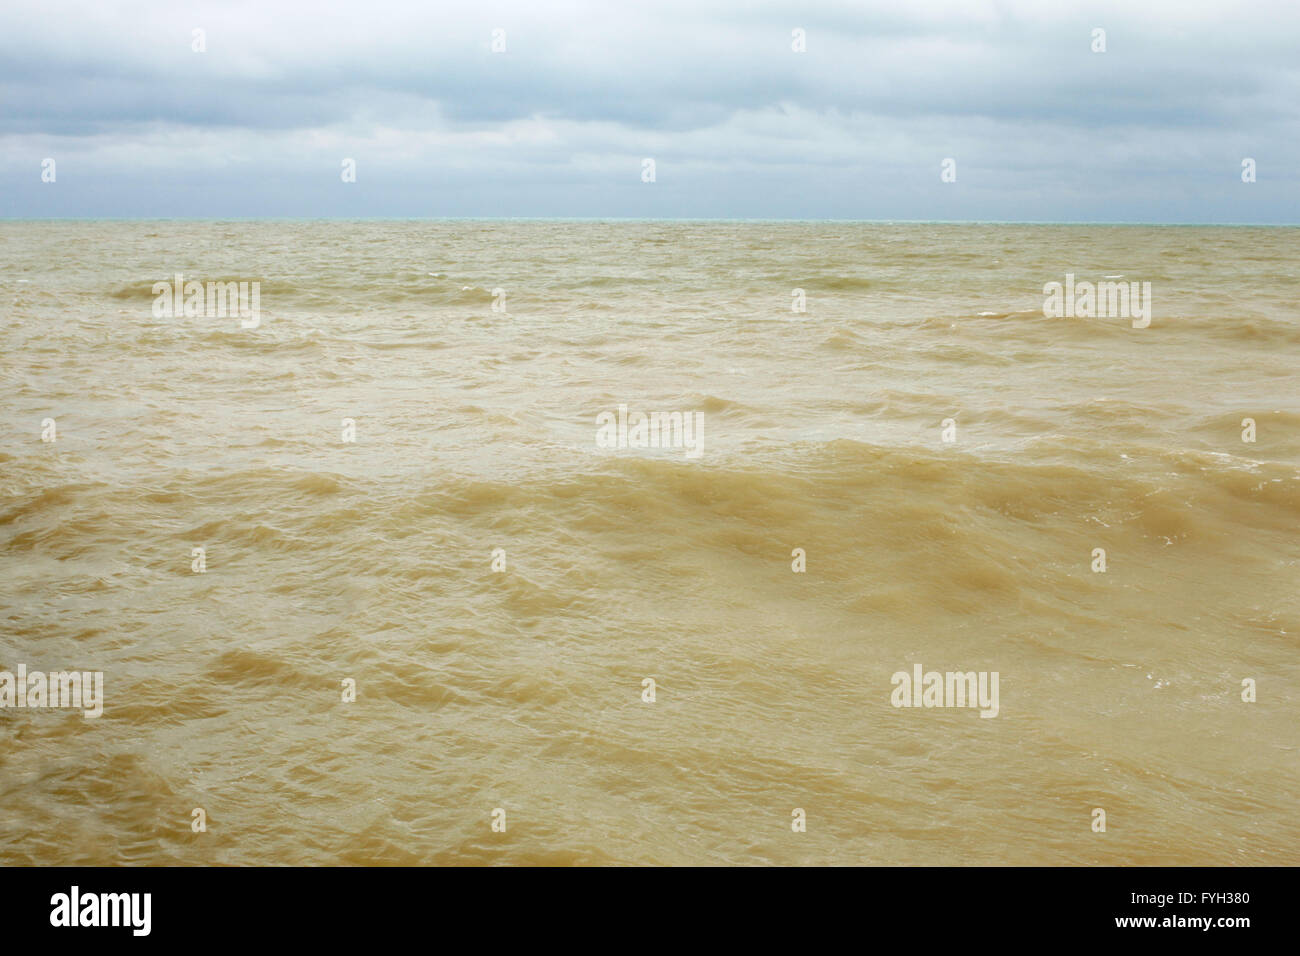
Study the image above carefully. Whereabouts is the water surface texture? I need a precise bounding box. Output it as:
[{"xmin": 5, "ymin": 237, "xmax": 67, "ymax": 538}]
[{"xmin": 1, "ymin": 221, "xmax": 1297, "ymax": 864}]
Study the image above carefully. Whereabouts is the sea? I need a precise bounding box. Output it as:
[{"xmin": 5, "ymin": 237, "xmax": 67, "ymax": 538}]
[{"xmin": 1, "ymin": 220, "xmax": 1296, "ymax": 864}]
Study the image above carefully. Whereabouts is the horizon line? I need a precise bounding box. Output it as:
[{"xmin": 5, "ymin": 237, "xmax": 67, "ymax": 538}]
[{"xmin": 2, "ymin": 216, "xmax": 1298, "ymax": 227}]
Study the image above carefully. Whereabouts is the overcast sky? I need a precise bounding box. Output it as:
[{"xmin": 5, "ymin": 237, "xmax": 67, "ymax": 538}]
[{"xmin": 2, "ymin": 0, "xmax": 1297, "ymax": 221}]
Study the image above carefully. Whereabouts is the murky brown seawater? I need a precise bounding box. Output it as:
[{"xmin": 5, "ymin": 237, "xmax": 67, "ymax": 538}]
[{"xmin": 1, "ymin": 221, "xmax": 1296, "ymax": 864}]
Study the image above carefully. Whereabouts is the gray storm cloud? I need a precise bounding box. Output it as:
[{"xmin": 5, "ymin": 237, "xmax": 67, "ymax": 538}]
[{"xmin": 2, "ymin": 0, "xmax": 1297, "ymax": 220}]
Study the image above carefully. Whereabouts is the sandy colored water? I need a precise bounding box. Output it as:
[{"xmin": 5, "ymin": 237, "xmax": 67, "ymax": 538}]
[{"xmin": 1, "ymin": 221, "xmax": 1296, "ymax": 864}]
